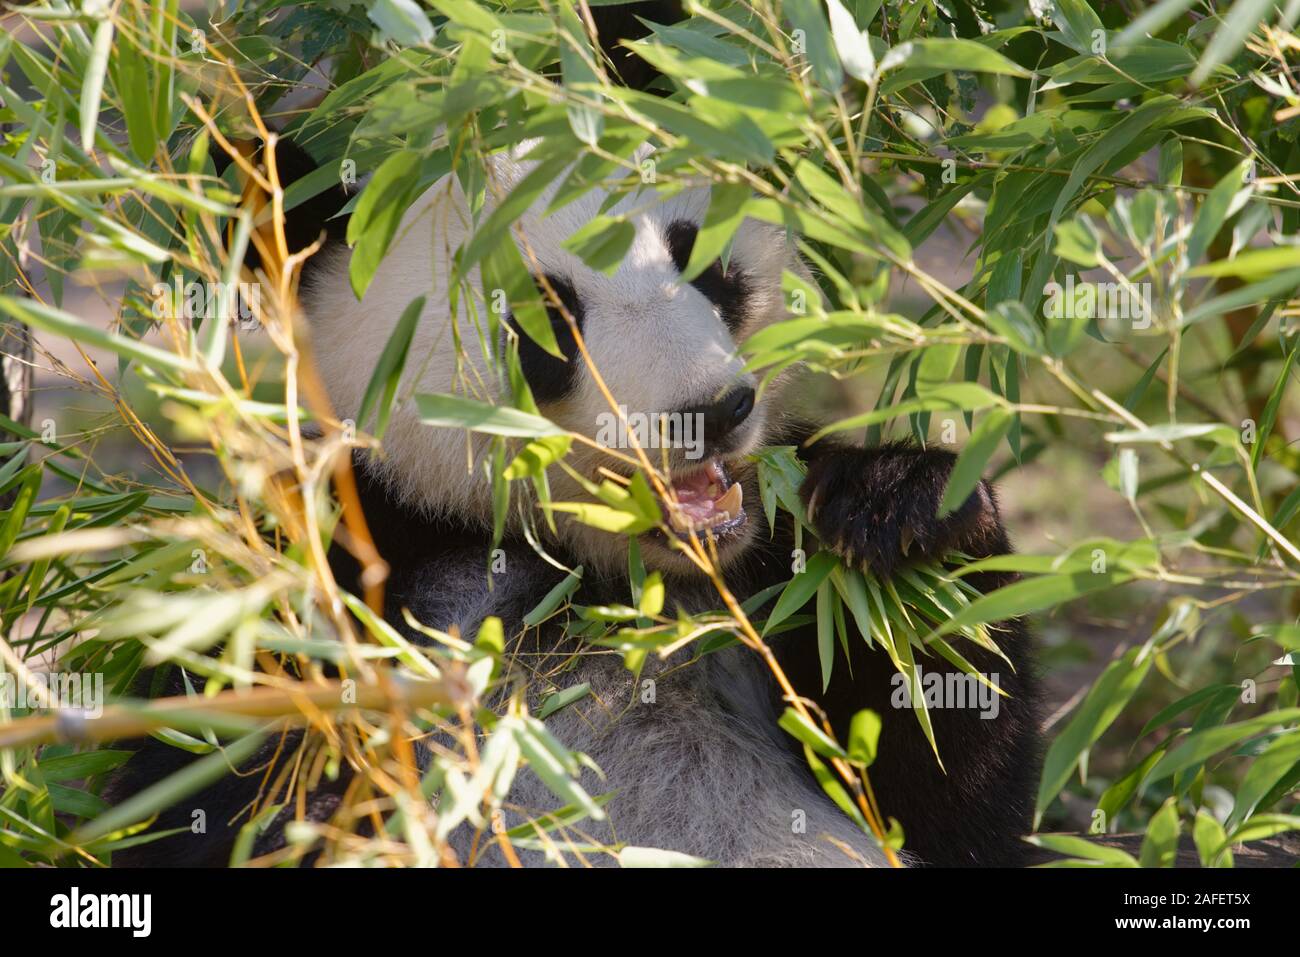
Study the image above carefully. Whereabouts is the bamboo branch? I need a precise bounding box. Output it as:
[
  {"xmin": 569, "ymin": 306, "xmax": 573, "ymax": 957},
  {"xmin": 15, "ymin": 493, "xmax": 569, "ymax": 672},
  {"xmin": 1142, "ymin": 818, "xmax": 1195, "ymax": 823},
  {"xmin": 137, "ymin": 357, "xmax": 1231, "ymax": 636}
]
[{"xmin": 0, "ymin": 673, "xmax": 472, "ymax": 751}]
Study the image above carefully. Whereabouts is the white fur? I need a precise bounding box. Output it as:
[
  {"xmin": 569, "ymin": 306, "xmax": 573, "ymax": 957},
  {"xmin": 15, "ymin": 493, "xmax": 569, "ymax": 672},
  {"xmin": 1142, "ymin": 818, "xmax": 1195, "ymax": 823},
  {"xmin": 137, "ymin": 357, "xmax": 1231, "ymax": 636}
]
[
  {"xmin": 304, "ymin": 143, "xmax": 798, "ymax": 574},
  {"xmin": 421, "ymin": 557, "xmax": 890, "ymax": 868},
  {"xmin": 487, "ymin": 644, "xmax": 892, "ymax": 867},
  {"xmin": 307, "ymin": 145, "xmax": 888, "ymax": 867}
]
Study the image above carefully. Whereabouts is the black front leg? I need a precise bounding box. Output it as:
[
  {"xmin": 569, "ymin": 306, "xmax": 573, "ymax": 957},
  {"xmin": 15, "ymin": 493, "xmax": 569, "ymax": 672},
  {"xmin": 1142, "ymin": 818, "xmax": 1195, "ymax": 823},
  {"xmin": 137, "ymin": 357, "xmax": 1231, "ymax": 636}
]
[
  {"xmin": 799, "ymin": 440, "xmax": 1011, "ymax": 577},
  {"xmin": 769, "ymin": 437, "xmax": 1041, "ymax": 867}
]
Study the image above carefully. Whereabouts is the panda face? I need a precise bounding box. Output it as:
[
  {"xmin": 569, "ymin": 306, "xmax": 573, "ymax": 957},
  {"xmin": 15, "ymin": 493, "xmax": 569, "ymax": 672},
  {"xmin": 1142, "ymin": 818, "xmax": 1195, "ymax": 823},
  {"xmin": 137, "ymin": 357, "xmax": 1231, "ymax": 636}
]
[{"xmin": 305, "ymin": 146, "xmax": 803, "ymax": 576}]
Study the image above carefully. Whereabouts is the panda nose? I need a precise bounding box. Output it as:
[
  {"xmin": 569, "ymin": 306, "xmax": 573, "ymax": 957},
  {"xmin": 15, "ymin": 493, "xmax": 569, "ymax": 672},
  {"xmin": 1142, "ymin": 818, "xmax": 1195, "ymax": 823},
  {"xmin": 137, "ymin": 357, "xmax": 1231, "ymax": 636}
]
[{"xmin": 680, "ymin": 385, "xmax": 756, "ymax": 445}]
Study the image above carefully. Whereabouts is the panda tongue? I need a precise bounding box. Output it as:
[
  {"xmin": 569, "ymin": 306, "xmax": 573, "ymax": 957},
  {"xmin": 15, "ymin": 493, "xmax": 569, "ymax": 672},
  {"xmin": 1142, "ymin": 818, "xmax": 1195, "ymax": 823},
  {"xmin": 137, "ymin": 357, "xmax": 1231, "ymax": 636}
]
[{"xmin": 669, "ymin": 461, "xmax": 741, "ymax": 527}]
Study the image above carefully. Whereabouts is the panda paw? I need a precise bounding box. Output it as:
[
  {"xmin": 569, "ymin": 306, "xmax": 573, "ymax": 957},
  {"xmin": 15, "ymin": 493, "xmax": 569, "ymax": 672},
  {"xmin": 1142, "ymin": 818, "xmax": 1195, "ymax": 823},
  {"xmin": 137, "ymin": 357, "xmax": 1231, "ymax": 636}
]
[{"xmin": 798, "ymin": 442, "xmax": 1008, "ymax": 577}]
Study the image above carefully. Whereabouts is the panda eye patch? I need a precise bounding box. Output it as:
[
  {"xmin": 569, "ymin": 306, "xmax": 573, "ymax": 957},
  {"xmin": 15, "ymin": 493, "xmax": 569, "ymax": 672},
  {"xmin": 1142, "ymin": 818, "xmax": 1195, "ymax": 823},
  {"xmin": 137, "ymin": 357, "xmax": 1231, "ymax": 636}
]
[
  {"xmin": 504, "ymin": 273, "xmax": 584, "ymax": 404},
  {"xmin": 665, "ymin": 220, "xmax": 700, "ymax": 274},
  {"xmin": 665, "ymin": 219, "xmax": 750, "ymax": 334},
  {"xmin": 537, "ymin": 274, "xmax": 583, "ymax": 329}
]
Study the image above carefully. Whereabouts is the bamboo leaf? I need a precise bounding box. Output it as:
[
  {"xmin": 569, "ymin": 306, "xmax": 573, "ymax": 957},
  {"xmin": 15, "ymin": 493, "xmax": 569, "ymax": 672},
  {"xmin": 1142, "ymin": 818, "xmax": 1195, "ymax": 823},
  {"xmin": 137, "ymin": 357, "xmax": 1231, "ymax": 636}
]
[
  {"xmin": 415, "ymin": 393, "xmax": 565, "ymax": 438},
  {"xmin": 938, "ymin": 409, "xmax": 1009, "ymax": 517},
  {"xmin": 80, "ymin": 17, "xmax": 113, "ymax": 151}
]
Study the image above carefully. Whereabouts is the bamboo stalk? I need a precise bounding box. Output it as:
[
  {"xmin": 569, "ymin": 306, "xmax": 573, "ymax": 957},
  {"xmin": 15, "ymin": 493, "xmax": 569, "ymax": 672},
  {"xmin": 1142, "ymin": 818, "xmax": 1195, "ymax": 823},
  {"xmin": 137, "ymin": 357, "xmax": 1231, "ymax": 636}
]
[{"xmin": 0, "ymin": 673, "xmax": 472, "ymax": 751}]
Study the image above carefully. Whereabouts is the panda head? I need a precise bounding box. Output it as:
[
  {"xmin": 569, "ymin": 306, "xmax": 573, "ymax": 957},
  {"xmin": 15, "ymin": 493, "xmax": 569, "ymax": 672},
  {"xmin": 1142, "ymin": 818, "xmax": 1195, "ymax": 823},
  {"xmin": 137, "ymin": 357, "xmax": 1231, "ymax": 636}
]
[{"xmin": 305, "ymin": 145, "xmax": 805, "ymax": 577}]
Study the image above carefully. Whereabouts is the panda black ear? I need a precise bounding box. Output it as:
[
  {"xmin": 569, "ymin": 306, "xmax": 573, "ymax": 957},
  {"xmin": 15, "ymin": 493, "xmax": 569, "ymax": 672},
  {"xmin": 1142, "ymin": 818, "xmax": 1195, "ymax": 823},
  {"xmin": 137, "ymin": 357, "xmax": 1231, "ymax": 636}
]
[
  {"xmin": 589, "ymin": 0, "xmax": 685, "ymax": 91},
  {"xmin": 212, "ymin": 137, "xmax": 351, "ymax": 275}
]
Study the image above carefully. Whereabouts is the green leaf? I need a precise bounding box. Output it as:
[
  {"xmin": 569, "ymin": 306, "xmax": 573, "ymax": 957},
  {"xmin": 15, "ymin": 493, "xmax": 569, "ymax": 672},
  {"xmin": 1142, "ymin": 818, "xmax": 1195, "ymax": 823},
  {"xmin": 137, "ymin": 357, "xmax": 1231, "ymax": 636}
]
[
  {"xmin": 430, "ymin": 0, "xmax": 503, "ymax": 36},
  {"xmin": 888, "ymin": 601, "xmax": 941, "ymax": 766},
  {"xmin": 563, "ymin": 216, "xmax": 635, "ymax": 274},
  {"xmin": 1104, "ymin": 423, "xmax": 1240, "ymax": 447},
  {"xmin": 1138, "ymin": 797, "xmax": 1180, "ymax": 867},
  {"xmin": 71, "ymin": 731, "xmax": 268, "ymax": 845},
  {"xmin": 1221, "ymin": 813, "xmax": 1300, "ymax": 850},
  {"xmin": 938, "ymin": 409, "xmax": 1009, "ymax": 517},
  {"xmin": 785, "ymin": 0, "xmax": 842, "ymax": 91},
  {"xmin": 346, "ymin": 150, "xmax": 422, "ymax": 298},
  {"xmin": 1034, "ymin": 644, "xmax": 1153, "ymax": 825},
  {"xmin": 880, "ymin": 38, "xmax": 1031, "ymax": 80},
  {"xmin": 638, "ymin": 571, "xmax": 665, "ymax": 618},
  {"xmin": 1051, "ymin": 0, "xmax": 1104, "ymax": 55},
  {"xmin": 931, "ymin": 570, "xmax": 1132, "ymax": 645},
  {"xmin": 459, "ymin": 151, "xmax": 580, "ymax": 271},
  {"xmin": 778, "ymin": 706, "xmax": 847, "ymax": 759},
  {"xmin": 1115, "ymin": 0, "xmax": 1201, "ymax": 51},
  {"xmin": 1188, "ymin": 246, "xmax": 1300, "ymax": 280},
  {"xmin": 484, "ymin": 235, "xmax": 563, "ymax": 359},
  {"xmin": 544, "ymin": 501, "xmax": 655, "ymax": 534},
  {"xmin": 1191, "ymin": 0, "xmax": 1277, "ymax": 86},
  {"xmin": 414, "ymin": 393, "xmax": 565, "ymax": 438},
  {"xmin": 80, "ymin": 17, "xmax": 114, "ymax": 151},
  {"xmin": 816, "ymin": 580, "xmax": 835, "ymax": 692},
  {"xmin": 513, "ymin": 719, "xmax": 604, "ymax": 821},
  {"xmin": 1192, "ymin": 809, "xmax": 1232, "ymax": 868},
  {"xmin": 504, "ymin": 434, "xmax": 572, "ymax": 479},
  {"xmin": 0, "ymin": 466, "xmax": 39, "ymax": 559},
  {"xmin": 112, "ymin": 22, "xmax": 157, "ymax": 163},
  {"xmin": 847, "ymin": 709, "xmax": 882, "ymax": 768},
  {"xmin": 1047, "ymin": 96, "xmax": 1183, "ymax": 249},
  {"xmin": 0, "ymin": 295, "xmax": 194, "ymax": 373},
  {"xmin": 1026, "ymin": 834, "xmax": 1139, "ymax": 867},
  {"xmin": 1184, "ymin": 160, "xmax": 1252, "ymax": 268},
  {"xmin": 1053, "ymin": 218, "xmax": 1102, "ymax": 268},
  {"xmin": 357, "ymin": 295, "xmax": 424, "ymax": 438},
  {"xmin": 1138, "ymin": 684, "xmax": 1236, "ymax": 739},
  {"xmin": 763, "ymin": 551, "xmax": 838, "ymax": 636},
  {"xmin": 1253, "ymin": 344, "xmax": 1297, "ymax": 470},
  {"xmin": 618, "ymin": 846, "xmax": 712, "ymax": 867},
  {"xmin": 987, "ymin": 301, "xmax": 1044, "ymax": 354},
  {"xmin": 524, "ymin": 567, "xmax": 583, "ymax": 627},
  {"xmin": 681, "ymin": 182, "xmax": 750, "ymax": 281},
  {"xmin": 28, "ymin": 750, "xmax": 131, "ymax": 783},
  {"xmin": 367, "ymin": 0, "xmax": 436, "ymax": 46},
  {"xmin": 827, "ymin": 0, "xmax": 877, "ymax": 82},
  {"xmin": 1148, "ymin": 709, "xmax": 1300, "ymax": 782},
  {"xmin": 1228, "ymin": 729, "xmax": 1300, "ymax": 829},
  {"xmin": 537, "ymin": 682, "xmax": 591, "ymax": 719},
  {"xmin": 1181, "ymin": 268, "xmax": 1300, "ymax": 327},
  {"xmin": 810, "ymin": 383, "xmax": 1005, "ymax": 441},
  {"xmin": 558, "ymin": 0, "xmax": 603, "ymax": 145},
  {"xmin": 802, "ymin": 744, "xmax": 872, "ymax": 834}
]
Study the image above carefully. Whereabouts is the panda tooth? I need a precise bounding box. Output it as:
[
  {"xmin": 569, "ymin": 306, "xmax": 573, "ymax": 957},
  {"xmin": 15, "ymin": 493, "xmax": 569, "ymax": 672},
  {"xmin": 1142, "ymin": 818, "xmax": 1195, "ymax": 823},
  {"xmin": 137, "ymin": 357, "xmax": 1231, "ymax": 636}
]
[
  {"xmin": 714, "ymin": 481, "xmax": 743, "ymax": 519},
  {"xmin": 668, "ymin": 506, "xmax": 693, "ymax": 533}
]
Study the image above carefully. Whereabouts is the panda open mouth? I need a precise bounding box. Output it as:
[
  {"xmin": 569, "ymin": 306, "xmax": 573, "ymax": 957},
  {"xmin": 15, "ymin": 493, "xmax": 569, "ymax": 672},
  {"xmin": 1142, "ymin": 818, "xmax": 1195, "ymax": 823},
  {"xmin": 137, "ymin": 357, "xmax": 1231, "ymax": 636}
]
[{"xmin": 661, "ymin": 458, "xmax": 746, "ymax": 541}]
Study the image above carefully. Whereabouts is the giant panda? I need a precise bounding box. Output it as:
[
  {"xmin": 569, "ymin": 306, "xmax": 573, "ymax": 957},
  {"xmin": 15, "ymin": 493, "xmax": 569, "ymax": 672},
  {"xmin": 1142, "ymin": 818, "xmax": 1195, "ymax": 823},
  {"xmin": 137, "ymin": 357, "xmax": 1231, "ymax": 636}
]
[{"xmin": 103, "ymin": 4, "xmax": 1042, "ymax": 868}]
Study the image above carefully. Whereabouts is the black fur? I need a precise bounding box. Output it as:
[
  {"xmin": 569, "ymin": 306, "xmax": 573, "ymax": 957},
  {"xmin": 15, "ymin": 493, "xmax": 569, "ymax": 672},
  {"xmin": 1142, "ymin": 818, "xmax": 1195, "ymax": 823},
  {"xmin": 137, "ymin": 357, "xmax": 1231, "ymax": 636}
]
[
  {"xmin": 800, "ymin": 439, "xmax": 1011, "ymax": 578},
  {"xmin": 507, "ymin": 274, "xmax": 586, "ymax": 403},
  {"xmin": 211, "ymin": 136, "xmax": 352, "ymax": 288},
  {"xmin": 589, "ymin": 0, "xmax": 684, "ymax": 90},
  {"xmin": 103, "ymin": 436, "xmax": 1039, "ymax": 868},
  {"xmin": 102, "ymin": 0, "xmax": 1040, "ymax": 866},
  {"xmin": 776, "ymin": 434, "xmax": 1041, "ymax": 866},
  {"xmin": 665, "ymin": 220, "xmax": 752, "ymax": 334},
  {"xmin": 98, "ymin": 684, "xmax": 350, "ymax": 868}
]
